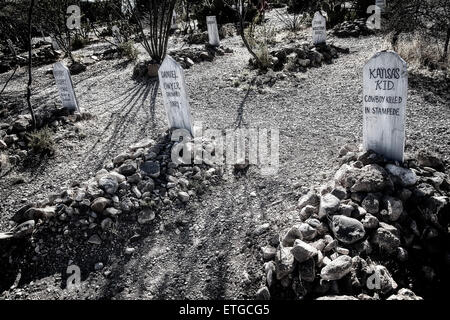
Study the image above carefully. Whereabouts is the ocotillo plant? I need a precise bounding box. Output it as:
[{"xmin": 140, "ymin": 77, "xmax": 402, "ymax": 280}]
[{"xmin": 128, "ymin": 0, "xmax": 177, "ymax": 64}]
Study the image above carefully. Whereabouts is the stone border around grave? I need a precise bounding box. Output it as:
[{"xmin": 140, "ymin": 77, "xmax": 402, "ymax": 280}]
[{"xmin": 256, "ymin": 145, "xmax": 449, "ymax": 300}]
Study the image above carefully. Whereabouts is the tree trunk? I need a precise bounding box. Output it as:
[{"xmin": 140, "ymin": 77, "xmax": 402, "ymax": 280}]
[
  {"xmin": 27, "ymin": 0, "xmax": 37, "ymax": 130},
  {"xmin": 238, "ymin": 5, "xmax": 264, "ymax": 69},
  {"xmin": 443, "ymin": 27, "xmax": 449, "ymax": 61}
]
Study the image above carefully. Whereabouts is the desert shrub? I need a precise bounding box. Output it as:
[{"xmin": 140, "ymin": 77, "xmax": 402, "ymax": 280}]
[
  {"xmin": 0, "ymin": 0, "xmax": 30, "ymax": 51},
  {"xmin": 385, "ymin": 0, "xmax": 449, "ymax": 63},
  {"xmin": 246, "ymin": 15, "xmax": 274, "ymax": 69},
  {"xmin": 193, "ymin": 0, "xmax": 258, "ymax": 31},
  {"xmin": 118, "ymin": 41, "xmax": 139, "ymax": 60},
  {"xmin": 274, "ymin": 7, "xmax": 304, "ymax": 32},
  {"xmin": 27, "ymin": 127, "xmax": 54, "ymax": 155},
  {"xmin": 71, "ymin": 35, "xmax": 88, "ymax": 50},
  {"xmin": 387, "ymin": 32, "xmax": 449, "ymax": 70}
]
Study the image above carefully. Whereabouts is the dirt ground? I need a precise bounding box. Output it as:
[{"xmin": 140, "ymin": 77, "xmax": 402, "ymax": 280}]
[{"xmin": 0, "ymin": 10, "xmax": 449, "ymax": 299}]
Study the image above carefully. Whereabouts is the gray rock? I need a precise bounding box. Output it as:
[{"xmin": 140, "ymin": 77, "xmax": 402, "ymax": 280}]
[
  {"xmin": 119, "ymin": 161, "xmax": 137, "ymax": 176},
  {"xmin": 94, "ymin": 262, "xmax": 104, "ymax": 271},
  {"xmin": 255, "ymin": 286, "xmax": 270, "ymax": 300},
  {"xmin": 178, "ymin": 191, "xmax": 190, "ymax": 202},
  {"xmin": 113, "ymin": 153, "xmax": 128, "ymax": 166},
  {"xmin": 371, "ymin": 222, "xmax": 401, "ymax": 254},
  {"xmin": 397, "ymin": 247, "xmax": 408, "ymax": 262},
  {"xmin": 323, "ymin": 239, "xmax": 338, "ymax": 252},
  {"xmin": 298, "ymin": 191, "xmax": 320, "ymax": 210},
  {"xmin": 331, "ymin": 215, "xmax": 365, "ymax": 244},
  {"xmin": 88, "ymin": 234, "xmax": 102, "ymax": 245},
  {"xmin": 140, "ymin": 161, "xmax": 160, "ymax": 178},
  {"xmin": 362, "ymin": 213, "xmax": 379, "ymax": 229},
  {"xmin": 108, "ymin": 171, "xmax": 126, "ymax": 184},
  {"xmin": 331, "ymin": 186, "xmax": 348, "ymax": 200},
  {"xmin": 320, "ymin": 255, "xmax": 353, "ymax": 280},
  {"xmin": 13, "ymin": 116, "xmax": 29, "ymax": 131},
  {"xmin": 275, "ymin": 247, "xmax": 295, "ymax": 279},
  {"xmin": 299, "ymin": 258, "xmax": 316, "ymax": 282},
  {"xmin": 98, "ymin": 176, "xmax": 118, "ymax": 194},
  {"xmin": 137, "ymin": 208, "xmax": 155, "ymax": 224},
  {"xmin": 254, "ymin": 223, "xmax": 270, "ymax": 236},
  {"xmin": 417, "ymin": 150, "xmax": 444, "ymax": 170},
  {"xmin": 382, "ymin": 196, "xmax": 403, "ymax": 222},
  {"xmin": 105, "ymin": 207, "xmax": 121, "ymax": 217},
  {"xmin": 129, "ymin": 138, "xmax": 155, "ymax": 151},
  {"xmin": 385, "ymin": 164, "xmax": 417, "ymax": 187},
  {"xmin": 299, "ymin": 205, "xmax": 316, "ymax": 221},
  {"xmin": 91, "ymin": 197, "xmax": 109, "ymax": 213},
  {"xmin": 318, "ymin": 193, "xmax": 340, "ymax": 218},
  {"xmin": 291, "ymin": 239, "xmax": 318, "ymax": 263},
  {"xmin": 339, "ymin": 203, "xmax": 354, "ymax": 217},
  {"xmin": 127, "ymin": 172, "xmax": 142, "ymax": 184},
  {"xmin": 282, "ymin": 224, "xmax": 303, "ymax": 246},
  {"xmin": 125, "ymin": 247, "xmax": 135, "ymax": 255},
  {"xmin": 261, "ymin": 246, "xmax": 277, "ymax": 261},
  {"xmin": 362, "ymin": 193, "xmax": 379, "ymax": 214},
  {"xmin": 367, "ymin": 265, "xmax": 398, "ymax": 294},
  {"xmin": 335, "ymin": 164, "xmax": 391, "ymax": 193},
  {"xmin": 299, "ymin": 223, "xmax": 317, "ymax": 240},
  {"xmin": 387, "ymin": 288, "xmax": 423, "ymax": 300},
  {"xmin": 101, "ymin": 218, "xmax": 113, "ymax": 231},
  {"xmin": 264, "ymin": 261, "xmax": 276, "ymax": 288}
]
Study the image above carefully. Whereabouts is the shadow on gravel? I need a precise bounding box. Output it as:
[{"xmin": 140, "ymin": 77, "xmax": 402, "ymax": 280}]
[
  {"xmin": 234, "ymin": 78, "xmax": 256, "ymax": 128},
  {"xmin": 409, "ymin": 71, "xmax": 449, "ymax": 104},
  {"xmin": 86, "ymin": 80, "xmax": 159, "ymax": 171}
]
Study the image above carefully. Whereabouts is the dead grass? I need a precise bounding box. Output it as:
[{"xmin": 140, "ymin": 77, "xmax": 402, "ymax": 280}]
[{"xmin": 384, "ymin": 32, "xmax": 449, "ymax": 70}]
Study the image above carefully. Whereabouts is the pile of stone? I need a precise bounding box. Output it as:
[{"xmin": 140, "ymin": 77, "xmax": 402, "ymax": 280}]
[
  {"xmin": 169, "ymin": 45, "xmax": 234, "ymax": 70},
  {"xmin": 183, "ymin": 24, "xmax": 236, "ymax": 45},
  {"xmin": 250, "ymin": 42, "xmax": 349, "ymax": 72},
  {"xmin": 0, "ymin": 45, "xmax": 61, "ymax": 74},
  {"xmin": 0, "ymin": 107, "xmax": 91, "ymax": 169},
  {"xmin": 258, "ymin": 145, "xmax": 449, "ymax": 300},
  {"xmin": 0, "ymin": 133, "xmax": 222, "ymax": 250},
  {"xmin": 332, "ymin": 19, "xmax": 374, "ymax": 38},
  {"xmin": 132, "ymin": 45, "xmax": 233, "ymax": 79}
]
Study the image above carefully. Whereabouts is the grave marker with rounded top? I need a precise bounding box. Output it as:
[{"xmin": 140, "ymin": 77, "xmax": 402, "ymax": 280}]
[
  {"xmin": 158, "ymin": 55, "xmax": 193, "ymax": 135},
  {"xmin": 53, "ymin": 62, "xmax": 80, "ymax": 112},
  {"xmin": 171, "ymin": 10, "xmax": 178, "ymax": 30},
  {"xmin": 363, "ymin": 50, "xmax": 407, "ymax": 162},
  {"xmin": 375, "ymin": 0, "xmax": 386, "ymax": 12},
  {"xmin": 50, "ymin": 34, "xmax": 60, "ymax": 50},
  {"xmin": 206, "ymin": 16, "xmax": 220, "ymax": 47},
  {"xmin": 312, "ymin": 12, "xmax": 326, "ymax": 45}
]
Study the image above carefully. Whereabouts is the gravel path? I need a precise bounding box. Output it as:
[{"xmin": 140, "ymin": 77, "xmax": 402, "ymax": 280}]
[{"xmin": 0, "ymin": 16, "xmax": 448, "ymax": 299}]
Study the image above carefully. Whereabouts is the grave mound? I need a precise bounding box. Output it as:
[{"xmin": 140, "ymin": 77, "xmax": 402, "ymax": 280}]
[
  {"xmin": 332, "ymin": 19, "xmax": 375, "ymax": 38},
  {"xmin": 258, "ymin": 145, "xmax": 449, "ymax": 300},
  {"xmin": 0, "ymin": 132, "xmax": 222, "ymax": 292}
]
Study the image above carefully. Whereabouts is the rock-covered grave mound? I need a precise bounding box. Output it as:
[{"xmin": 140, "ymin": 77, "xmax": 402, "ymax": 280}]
[
  {"xmin": 0, "ymin": 132, "xmax": 222, "ymax": 292},
  {"xmin": 332, "ymin": 19, "xmax": 375, "ymax": 38},
  {"xmin": 133, "ymin": 44, "xmax": 234, "ymax": 79},
  {"xmin": 257, "ymin": 145, "xmax": 449, "ymax": 300},
  {"xmin": 251, "ymin": 42, "xmax": 350, "ymax": 72}
]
